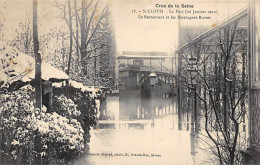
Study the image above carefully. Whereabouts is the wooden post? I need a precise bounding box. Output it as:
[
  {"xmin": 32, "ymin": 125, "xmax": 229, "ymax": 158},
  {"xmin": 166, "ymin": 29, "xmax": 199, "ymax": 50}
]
[
  {"xmin": 161, "ymin": 59, "xmax": 162, "ymax": 72},
  {"xmin": 171, "ymin": 57, "xmax": 173, "ymax": 74},
  {"xmin": 67, "ymin": 0, "xmax": 73, "ymax": 75},
  {"xmin": 33, "ymin": 0, "xmax": 42, "ymax": 112},
  {"xmin": 48, "ymin": 90, "xmax": 53, "ymax": 113}
]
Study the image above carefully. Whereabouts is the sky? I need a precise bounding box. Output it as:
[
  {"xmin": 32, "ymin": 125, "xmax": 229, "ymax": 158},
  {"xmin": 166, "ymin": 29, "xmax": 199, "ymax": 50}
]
[
  {"xmin": 110, "ymin": 0, "xmax": 248, "ymax": 55},
  {"xmin": 1, "ymin": 0, "xmax": 248, "ymax": 55},
  {"xmin": 1, "ymin": 0, "xmax": 65, "ymax": 39}
]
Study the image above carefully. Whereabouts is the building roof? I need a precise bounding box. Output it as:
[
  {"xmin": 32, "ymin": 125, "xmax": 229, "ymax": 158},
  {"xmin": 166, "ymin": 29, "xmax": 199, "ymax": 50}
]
[
  {"xmin": 0, "ymin": 45, "xmax": 69, "ymax": 88},
  {"xmin": 176, "ymin": 7, "xmax": 248, "ymax": 52},
  {"xmin": 52, "ymin": 80, "xmax": 99, "ymax": 98},
  {"xmin": 122, "ymin": 51, "xmax": 168, "ymax": 56},
  {"xmin": 118, "ymin": 51, "xmax": 172, "ymax": 60},
  {"xmin": 69, "ymin": 80, "xmax": 98, "ymax": 93},
  {"xmin": 117, "ymin": 55, "xmax": 172, "ymax": 60}
]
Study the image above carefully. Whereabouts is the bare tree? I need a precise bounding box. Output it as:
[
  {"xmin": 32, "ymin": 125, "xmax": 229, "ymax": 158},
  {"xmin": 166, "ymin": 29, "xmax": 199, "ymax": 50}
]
[
  {"xmin": 11, "ymin": 20, "xmax": 33, "ymax": 55},
  {"xmin": 55, "ymin": 0, "xmax": 109, "ymax": 77},
  {"xmin": 178, "ymin": 22, "xmax": 248, "ymax": 164}
]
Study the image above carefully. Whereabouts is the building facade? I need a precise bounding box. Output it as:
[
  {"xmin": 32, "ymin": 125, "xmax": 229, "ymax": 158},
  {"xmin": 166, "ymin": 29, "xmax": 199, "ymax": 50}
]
[{"xmin": 243, "ymin": 0, "xmax": 260, "ymax": 164}]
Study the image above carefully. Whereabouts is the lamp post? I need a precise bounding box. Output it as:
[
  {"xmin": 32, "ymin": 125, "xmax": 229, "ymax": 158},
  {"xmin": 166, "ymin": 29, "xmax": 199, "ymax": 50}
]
[
  {"xmin": 188, "ymin": 75, "xmax": 197, "ymax": 155},
  {"xmin": 187, "ymin": 57, "xmax": 198, "ymax": 123},
  {"xmin": 148, "ymin": 71, "xmax": 157, "ymax": 98},
  {"xmin": 149, "ymin": 71, "xmax": 157, "ymax": 86},
  {"xmin": 187, "ymin": 57, "xmax": 198, "ymax": 155}
]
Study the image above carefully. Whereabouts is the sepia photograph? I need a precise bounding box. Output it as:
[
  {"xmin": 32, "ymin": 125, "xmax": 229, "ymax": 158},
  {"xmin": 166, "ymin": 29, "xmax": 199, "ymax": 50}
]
[{"xmin": 0, "ymin": 0, "xmax": 259, "ymax": 165}]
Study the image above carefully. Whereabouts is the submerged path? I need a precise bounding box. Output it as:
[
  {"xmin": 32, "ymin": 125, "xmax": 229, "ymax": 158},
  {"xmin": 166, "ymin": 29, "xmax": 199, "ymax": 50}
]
[{"xmin": 76, "ymin": 95, "xmax": 209, "ymax": 165}]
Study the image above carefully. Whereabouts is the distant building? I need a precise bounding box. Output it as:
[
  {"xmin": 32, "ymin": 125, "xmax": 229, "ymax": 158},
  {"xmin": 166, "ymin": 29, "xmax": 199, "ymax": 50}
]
[
  {"xmin": 178, "ymin": 25, "xmax": 209, "ymax": 48},
  {"xmin": 244, "ymin": 1, "xmax": 260, "ymax": 164}
]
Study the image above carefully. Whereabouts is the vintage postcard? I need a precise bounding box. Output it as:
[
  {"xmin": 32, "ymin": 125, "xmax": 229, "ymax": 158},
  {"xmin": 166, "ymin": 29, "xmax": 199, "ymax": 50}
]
[{"xmin": 0, "ymin": 0, "xmax": 259, "ymax": 165}]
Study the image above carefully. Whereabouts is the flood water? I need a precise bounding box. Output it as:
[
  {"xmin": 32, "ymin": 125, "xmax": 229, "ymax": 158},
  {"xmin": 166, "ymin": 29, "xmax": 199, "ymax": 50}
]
[{"xmin": 75, "ymin": 92, "xmax": 213, "ymax": 165}]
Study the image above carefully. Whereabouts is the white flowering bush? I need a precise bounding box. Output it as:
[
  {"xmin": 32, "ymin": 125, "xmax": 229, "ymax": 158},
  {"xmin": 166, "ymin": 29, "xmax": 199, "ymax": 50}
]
[
  {"xmin": 36, "ymin": 112, "xmax": 84, "ymax": 159},
  {"xmin": 52, "ymin": 94, "xmax": 81, "ymax": 119},
  {"xmin": 70, "ymin": 91, "xmax": 98, "ymax": 144},
  {"xmin": 0, "ymin": 85, "xmax": 37, "ymax": 164},
  {"xmin": 52, "ymin": 84, "xmax": 99, "ymax": 144},
  {"xmin": 0, "ymin": 85, "xmax": 84, "ymax": 164}
]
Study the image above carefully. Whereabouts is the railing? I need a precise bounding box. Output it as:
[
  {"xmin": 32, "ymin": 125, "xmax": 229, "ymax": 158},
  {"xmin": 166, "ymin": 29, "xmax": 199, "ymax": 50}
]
[
  {"xmin": 250, "ymin": 89, "xmax": 260, "ymax": 149},
  {"xmin": 119, "ymin": 64, "xmax": 173, "ymax": 74}
]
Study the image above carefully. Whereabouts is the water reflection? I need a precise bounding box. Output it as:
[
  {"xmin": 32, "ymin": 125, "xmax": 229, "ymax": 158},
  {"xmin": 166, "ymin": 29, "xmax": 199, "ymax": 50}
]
[
  {"xmin": 76, "ymin": 92, "xmax": 208, "ymax": 165},
  {"xmin": 75, "ymin": 90, "xmax": 248, "ymax": 165},
  {"xmin": 98, "ymin": 92, "xmax": 178, "ymax": 130}
]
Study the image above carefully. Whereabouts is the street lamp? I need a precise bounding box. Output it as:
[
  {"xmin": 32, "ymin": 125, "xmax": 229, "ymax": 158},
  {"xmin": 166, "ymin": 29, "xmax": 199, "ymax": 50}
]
[
  {"xmin": 187, "ymin": 57, "xmax": 198, "ymax": 117},
  {"xmin": 187, "ymin": 57, "xmax": 198, "ymax": 83},
  {"xmin": 187, "ymin": 57, "xmax": 198, "ymax": 155},
  {"xmin": 149, "ymin": 71, "xmax": 157, "ymax": 86}
]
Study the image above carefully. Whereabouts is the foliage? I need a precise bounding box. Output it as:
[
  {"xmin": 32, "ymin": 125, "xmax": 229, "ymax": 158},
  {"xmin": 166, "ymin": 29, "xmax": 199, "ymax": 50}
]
[
  {"xmin": 70, "ymin": 90, "xmax": 98, "ymax": 143},
  {"xmin": 54, "ymin": 0, "xmax": 115, "ymax": 87},
  {"xmin": 52, "ymin": 94, "xmax": 81, "ymax": 119},
  {"xmin": 52, "ymin": 85, "xmax": 99, "ymax": 144},
  {"xmin": 0, "ymin": 85, "xmax": 36, "ymax": 164},
  {"xmin": 11, "ymin": 20, "xmax": 33, "ymax": 55},
  {"xmin": 36, "ymin": 112, "xmax": 84, "ymax": 162},
  {"xmin": 0, "ymin": 85, "xmax": 85, "ymax": 164},
  {"xmin": 6, "ymin": 0, "xmax": 116, "ymax": 88}
]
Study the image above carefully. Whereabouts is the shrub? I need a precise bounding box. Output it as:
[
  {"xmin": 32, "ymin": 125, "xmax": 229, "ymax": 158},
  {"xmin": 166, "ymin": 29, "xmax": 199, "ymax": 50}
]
[
  {"xmin": 0, "ymin": 85, "xmax": 37, "ymax": 164},
  {"xmin": 52, "ymin": 84, "xmax": 99, "ymax": 144},
  {"xmin": 70, "ymin": 91, "xmax": 98, "ymax": 143},
  {"xmin": 52, "ymin": 94, "xmax": 81, "ymax": 119},
  {"xmin": 0, "ymin": 85, "xmax": 85, "ymax": 164},
  {"xmin": 36, "ymin": 112, "xmax": 84, "ymax": 162}
]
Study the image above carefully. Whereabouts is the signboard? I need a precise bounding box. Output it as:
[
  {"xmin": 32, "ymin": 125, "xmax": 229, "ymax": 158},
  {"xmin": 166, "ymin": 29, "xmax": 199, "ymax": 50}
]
[{"xmin": 140, "ymin": 66, "xmax": 154, "ymax": 71}]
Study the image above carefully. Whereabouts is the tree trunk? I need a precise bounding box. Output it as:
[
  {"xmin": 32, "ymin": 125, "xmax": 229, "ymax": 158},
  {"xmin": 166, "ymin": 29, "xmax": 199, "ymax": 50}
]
[
  {"xmin": 80, "ymin": 0, "xmax": 87, "ymax": 60},
  {"xmin": 74, "ymin": 0, "xmax": 80, "ymax": 70},
  {"xmin": 67, "ymin": 0, "xmax": 73, "ymax": 75},
  {"xmin": 80, "ymin": 0, "xmax": 87, "ymax": 75},
  {"xmin": 62, "ymin": 33, "xmax": 65, "ymax": 71},
  {"xmin": 33, "ymin": 0, "xmax": 42, "ymax": 112}
]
